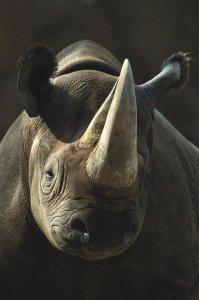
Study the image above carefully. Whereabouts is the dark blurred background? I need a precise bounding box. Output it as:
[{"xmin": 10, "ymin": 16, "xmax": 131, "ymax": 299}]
[{"xmin": 0, "ymin": 0, "xmax": 198, "ymax": 144}]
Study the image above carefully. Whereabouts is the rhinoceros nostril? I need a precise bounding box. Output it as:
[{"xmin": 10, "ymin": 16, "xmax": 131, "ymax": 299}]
[
  {"xmin": 70, "ymin": 219, "xmax": 89, "ymax": 243},
  {"xmin": 71, "ymin": 219, "xmax": 87, "ymax": 233},
  {"xmin": 124, "ymin": 223, "xmax": 138, "ymax": 244}
]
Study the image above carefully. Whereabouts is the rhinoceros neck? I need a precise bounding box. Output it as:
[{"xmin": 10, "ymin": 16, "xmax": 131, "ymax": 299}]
[
  {"xmin": 0, "ymin": 113, "xmax": 42, "ymax": 284},
  {"xmin": 0, "ymin": 112, "xmax": 41, "ymax": 253},
  {"xmin": 0, "ymin": 113, "xmax": 23, "ymax": 200},
  {"xmin": 41, "ymin": 245, "xmax": 117, "ymax": 299},
  {"xmin": 149, "ymin": 109, "xmax": 199, "ymax": 223},
  {"xmin": 153, "ymin": 109, "xmax": 199, "ymax": 161},
  {"xmin": 0, "ymin": 112, "xmax": 40, "ymax": 212}
]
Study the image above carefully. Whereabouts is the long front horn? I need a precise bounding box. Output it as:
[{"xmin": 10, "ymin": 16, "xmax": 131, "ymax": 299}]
[
  {"xmin": 86, "ymin": 59, "xmax": 138, "ymax": 188},
  {"xmin": 78, "ymin": 81, "xmax": 117, "ymax": 149}
]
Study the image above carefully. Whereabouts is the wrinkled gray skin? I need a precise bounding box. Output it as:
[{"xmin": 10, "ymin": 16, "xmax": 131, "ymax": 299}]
[{"xmin": 0, "ymin": 40, "xmax": 199, "ymax": 300}]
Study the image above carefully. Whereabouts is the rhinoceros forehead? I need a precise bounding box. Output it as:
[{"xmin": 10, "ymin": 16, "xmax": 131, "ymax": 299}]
[
  {"xmin": 41, "ymin": 70, "xmax": 117, "ymax": 143},
  {"xmin": 49, "ymin": 70, "xmax": 117, "ymax": 115}
]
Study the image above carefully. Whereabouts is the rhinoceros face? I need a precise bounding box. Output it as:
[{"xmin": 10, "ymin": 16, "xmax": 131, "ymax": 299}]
[
  {"xmin": 29, "ymin": 132, "xmax": 145, "ymax": 260},
  {"xmin": 17, "ymin": 41, "xmax": 189, "ymax": 260}
]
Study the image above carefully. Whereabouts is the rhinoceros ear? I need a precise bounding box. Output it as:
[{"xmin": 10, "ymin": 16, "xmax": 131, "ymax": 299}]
[
  {"xmin": 17, "ymin": 44, "xmax": 57, "ymax": 117},
  {"xmin": 137, "ymin": 52, "xmax": 191, "ymax": 112}
]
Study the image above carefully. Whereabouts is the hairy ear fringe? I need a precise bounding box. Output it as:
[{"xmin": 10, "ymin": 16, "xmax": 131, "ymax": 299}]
[
  {"xmin": 161, "ymin": 52, "xmax": 191, "ymax": 91},
  {"xmin": 17, "ymin": 44, "xmax": 58, "ymax": 79},
  {"xmin": 17, "ymin": 44, "xmax": 58, "ymax": 117}
]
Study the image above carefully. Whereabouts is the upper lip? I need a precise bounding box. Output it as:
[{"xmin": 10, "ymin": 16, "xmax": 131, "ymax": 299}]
[{"xmin": 52, "ymin": 226, "xmax": 134, "ymax": 258}]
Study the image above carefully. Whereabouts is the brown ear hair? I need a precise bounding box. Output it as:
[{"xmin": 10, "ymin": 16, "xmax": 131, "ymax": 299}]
[{"xmin": 17, "ymin": 44, "xmax": 57, "ymax": 117}]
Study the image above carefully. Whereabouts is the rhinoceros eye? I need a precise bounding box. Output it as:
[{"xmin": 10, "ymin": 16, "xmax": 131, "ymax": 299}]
[
  {"xmin": 45, "ymin": 169, "xmax": 54, "ymax": 181},
  {"xmin": 41, "ymin": 159, "xmax": 59, "ymax": 194}
]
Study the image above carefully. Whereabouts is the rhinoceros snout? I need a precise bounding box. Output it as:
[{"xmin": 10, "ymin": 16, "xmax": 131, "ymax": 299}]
[{"xmin": 65, "ymin": 209, "xmax": 139, "ymax": 258}]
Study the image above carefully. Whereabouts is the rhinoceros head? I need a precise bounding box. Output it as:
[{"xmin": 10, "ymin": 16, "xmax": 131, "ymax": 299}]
[{"xmin": 17, "ymin": 41, "xmax": 190, "ymax": 260}]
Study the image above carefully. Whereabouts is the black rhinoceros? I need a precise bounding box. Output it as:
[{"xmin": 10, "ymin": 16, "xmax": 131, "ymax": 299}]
[{"xmin": 0, "ymin": 40, "xmax": 198, "ymax": 300}]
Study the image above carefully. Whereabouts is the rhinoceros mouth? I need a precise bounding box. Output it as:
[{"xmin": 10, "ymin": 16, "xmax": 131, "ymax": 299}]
[
  {"xmin": 57, "ymin": 58, "xmax": 120, "ymax": 77},
  {"xmin": 51, "ymin": 213, "xmax": 140, "ymax": 261},
  {"xmin": 52, "ymin": 231, "xmax": 134, "ymax": 261}
]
